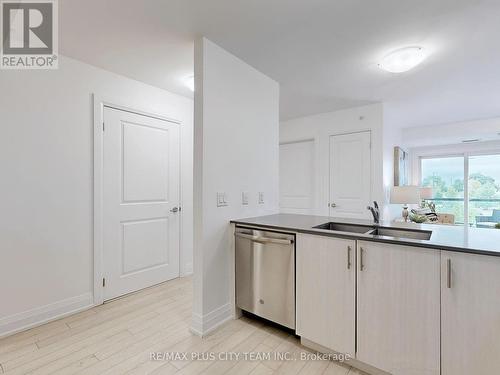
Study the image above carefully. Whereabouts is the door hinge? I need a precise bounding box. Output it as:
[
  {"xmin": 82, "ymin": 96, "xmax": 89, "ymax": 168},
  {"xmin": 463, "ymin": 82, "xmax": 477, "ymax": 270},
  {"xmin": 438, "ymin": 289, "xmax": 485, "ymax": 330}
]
[
  {"xmin": 102, "ymin": 122, "xmax": 105, "ymax": 131},
  {"xmin": 102, "ymin": 278, "xmax": 106, "ymax": 287}
]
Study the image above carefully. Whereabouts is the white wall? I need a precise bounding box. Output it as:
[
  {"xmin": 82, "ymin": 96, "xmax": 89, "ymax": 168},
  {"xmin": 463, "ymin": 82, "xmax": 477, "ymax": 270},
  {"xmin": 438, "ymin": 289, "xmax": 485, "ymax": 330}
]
[
  {"xmin": 402, "ymin": 117, "xmax": 500, "ymax": 186},
  {"xmin": 0, "ymin": 56, "xmax": 193, "ymax": 337},
  {"xmin": 402, "ymin": 117, "xmax": 500, "ymax": 148},
  {"xmin": 280, "ymin": 104, "xmax": 385, "ymax": 218},
  {"xmin": 383, "ymin": 115, "xmax": 404, "ymax": 220},
  {"xmin": 192, "ymin": 38, "xmax": 279, "ymax": 335}
]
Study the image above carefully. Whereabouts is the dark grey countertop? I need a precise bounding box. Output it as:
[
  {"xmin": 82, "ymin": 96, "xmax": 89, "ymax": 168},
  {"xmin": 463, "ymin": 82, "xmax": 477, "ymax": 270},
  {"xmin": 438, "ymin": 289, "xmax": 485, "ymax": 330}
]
[{"xmin": 230, "ymin": 214, "xmax": 500, "ymax": 257}]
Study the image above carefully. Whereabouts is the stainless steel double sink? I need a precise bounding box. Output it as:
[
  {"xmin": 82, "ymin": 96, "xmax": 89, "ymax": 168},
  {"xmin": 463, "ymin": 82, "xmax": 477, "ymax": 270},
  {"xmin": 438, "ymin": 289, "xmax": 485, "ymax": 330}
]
[{"xmin": 313, "ymin": 222, "xmax": 432, "ymax": 241}]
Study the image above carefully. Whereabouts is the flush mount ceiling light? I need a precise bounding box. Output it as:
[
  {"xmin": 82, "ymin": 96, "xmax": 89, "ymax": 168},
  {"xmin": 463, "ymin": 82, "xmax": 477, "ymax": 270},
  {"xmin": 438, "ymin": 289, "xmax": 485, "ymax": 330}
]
[
  {"xmin": 184, "ymin": 75, "xmax": 194, "ymax": 92},
  {"xmin": 379, "ymin": 46, "xmax": 427, "ymax": 73}
]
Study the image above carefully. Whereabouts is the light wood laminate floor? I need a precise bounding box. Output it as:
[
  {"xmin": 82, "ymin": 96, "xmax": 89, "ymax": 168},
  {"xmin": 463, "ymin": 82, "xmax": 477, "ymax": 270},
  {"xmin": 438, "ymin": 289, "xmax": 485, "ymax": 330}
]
[{"xmin": 0, "ymin": 277, "xmax": 364, "ymax": 375}]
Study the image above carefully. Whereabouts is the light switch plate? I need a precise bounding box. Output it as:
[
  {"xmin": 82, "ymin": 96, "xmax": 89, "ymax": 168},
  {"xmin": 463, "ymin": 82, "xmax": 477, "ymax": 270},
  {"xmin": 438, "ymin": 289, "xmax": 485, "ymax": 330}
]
[
  {"xmin": 242, "ymin": 192, "xmax": 249, "ymax": 205},
  {"xmin": 217, "ymin": 192, "xmax": 228, "ymax": 207},
  {"xmin": 258, "ymin": 192, "xmax": 264, "ymax": 204}
]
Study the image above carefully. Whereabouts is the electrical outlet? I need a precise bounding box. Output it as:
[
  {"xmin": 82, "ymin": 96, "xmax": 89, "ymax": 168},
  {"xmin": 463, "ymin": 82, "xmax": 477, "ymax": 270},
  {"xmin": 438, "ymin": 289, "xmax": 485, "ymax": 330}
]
[
  {"xmin": 242, "ymin": 192, "xmax": 249, "ymax": 205},
  {"xmin": 217, "ymin": 192, "xmax": 228, "ymax": 207},
  {"xmin": 258, "ymin": 192, "xmax": 264, "ymax": 204}
]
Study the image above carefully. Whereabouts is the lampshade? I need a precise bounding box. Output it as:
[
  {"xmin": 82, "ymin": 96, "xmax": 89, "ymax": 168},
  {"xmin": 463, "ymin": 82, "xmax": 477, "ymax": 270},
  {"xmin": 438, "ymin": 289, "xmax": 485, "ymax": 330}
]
[
  {"xmin": 420, "ymin": 187, "xmax": 434, "ymax": 199},
  {"xmin": 390, "ymin": 186, "xmax": 421, "ymax": 204}
]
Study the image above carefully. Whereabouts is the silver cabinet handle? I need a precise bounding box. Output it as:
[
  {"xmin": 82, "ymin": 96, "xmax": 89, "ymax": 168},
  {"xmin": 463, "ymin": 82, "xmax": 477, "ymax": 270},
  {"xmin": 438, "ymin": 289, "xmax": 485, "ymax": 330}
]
[
  {"xmin": 170, "ymin": 207, "xmax": 179, "ymax": 213},
  {"xmin": 329, "ymin": 203, "xmax": 337, "ymax": 208},
  {"xmin": 360, "ymin": 247, "xmax": 365, "ymax": 271},
  {"xmin": 234, "ymin": 232, "xmax": 293, "ymax": 245},
  {"xmin": 447, "ymin": 258, "xmax": 452, "ymax": 289},
  {"xmin": 347, "ymin": 246, "xmax": 352, "ymax": 270}
]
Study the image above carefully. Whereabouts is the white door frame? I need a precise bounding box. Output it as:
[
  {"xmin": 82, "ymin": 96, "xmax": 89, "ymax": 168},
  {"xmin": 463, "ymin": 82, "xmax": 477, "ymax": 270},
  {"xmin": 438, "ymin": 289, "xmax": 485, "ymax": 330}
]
[{"xmin": 93, "ymin": 94, "xmax": 182, "ymax": 306}]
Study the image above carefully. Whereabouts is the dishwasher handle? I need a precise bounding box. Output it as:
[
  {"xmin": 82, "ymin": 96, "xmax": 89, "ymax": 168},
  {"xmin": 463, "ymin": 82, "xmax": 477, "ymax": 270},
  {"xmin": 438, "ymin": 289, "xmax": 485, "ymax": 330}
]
[{"xmin": 235, "ymin": 232, "xmax": 294, "ymax": 245}]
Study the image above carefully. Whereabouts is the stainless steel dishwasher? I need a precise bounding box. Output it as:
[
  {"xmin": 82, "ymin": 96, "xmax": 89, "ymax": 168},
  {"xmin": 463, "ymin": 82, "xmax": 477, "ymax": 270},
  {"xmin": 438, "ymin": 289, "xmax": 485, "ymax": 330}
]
[{"xmin": 235, "ymin": 226, "xmax": 295, "ymax": 329}]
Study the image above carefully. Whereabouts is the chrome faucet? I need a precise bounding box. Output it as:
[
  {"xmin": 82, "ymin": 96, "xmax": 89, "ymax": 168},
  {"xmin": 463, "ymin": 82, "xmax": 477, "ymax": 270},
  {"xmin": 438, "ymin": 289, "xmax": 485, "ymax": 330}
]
[{"xmin": 367, "ymin": 201, "xmax": 380, "ymax": 224}]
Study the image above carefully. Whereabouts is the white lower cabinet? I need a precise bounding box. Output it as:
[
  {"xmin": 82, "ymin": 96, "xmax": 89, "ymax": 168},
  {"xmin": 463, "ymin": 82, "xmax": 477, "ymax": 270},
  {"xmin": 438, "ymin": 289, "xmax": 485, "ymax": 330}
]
[
  {"xmin": 356, "ymin": 241, "xmax": 440, "ymax": 375},
  {"xmin": 296, "ymin": 233, "xmax": 356, "ymax": 356},
  {"xmin": 441, "ymin": 251, "xmax": 500, "ymax": 375},
  {"xmin": 296, "ymin": 235, "xmax": 500, "ymax": 375}
]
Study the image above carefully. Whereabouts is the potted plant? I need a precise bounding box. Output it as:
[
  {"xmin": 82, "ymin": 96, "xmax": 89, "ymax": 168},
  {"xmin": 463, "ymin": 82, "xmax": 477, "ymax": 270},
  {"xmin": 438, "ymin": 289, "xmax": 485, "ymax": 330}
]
[{"xmin": 410, "ymin": 213, "xmax": 428, "ymax": 223}]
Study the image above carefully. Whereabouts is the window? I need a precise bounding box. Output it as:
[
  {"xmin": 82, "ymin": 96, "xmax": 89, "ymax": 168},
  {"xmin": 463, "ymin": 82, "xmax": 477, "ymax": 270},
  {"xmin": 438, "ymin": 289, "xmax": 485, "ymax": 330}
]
[
  {"xmin": 420, "ymin": 153, "xmax": 500, "ymax": 228},
  {"xmin": 469, "ymin": 154, "xmax": 500, "ymax": 227},
  {"xmin": 421, "ymin": 157, "xmax": 465, "ymax": 224}
]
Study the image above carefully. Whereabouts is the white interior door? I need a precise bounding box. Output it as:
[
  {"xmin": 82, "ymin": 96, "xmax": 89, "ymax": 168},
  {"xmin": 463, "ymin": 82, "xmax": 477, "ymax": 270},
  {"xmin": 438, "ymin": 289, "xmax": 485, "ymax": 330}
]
[
  {"xmin": 329, "ymin": 131, "xmax": 371, "ymax": 218},
  {"xmin": 279, "ymin": 140, "xmax": 315, "ymax": 214},
  {"xmin": 103, "ymin": 107, "xmax": 180, "ymax": 301}
]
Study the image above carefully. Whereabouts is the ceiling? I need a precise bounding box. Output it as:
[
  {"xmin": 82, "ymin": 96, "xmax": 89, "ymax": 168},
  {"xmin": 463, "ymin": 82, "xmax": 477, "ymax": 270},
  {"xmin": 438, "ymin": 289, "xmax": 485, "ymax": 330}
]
[{"xmin": 60, "ymin": 0, "xmax": 500, "ymax": 127}]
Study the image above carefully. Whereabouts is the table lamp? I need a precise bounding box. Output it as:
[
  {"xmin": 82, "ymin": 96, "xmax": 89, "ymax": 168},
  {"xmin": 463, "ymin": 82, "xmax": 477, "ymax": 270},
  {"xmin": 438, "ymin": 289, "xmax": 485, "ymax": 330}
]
[{"xmin": 391, "ymin": 186, "xmax": 421, "ymax": 222}]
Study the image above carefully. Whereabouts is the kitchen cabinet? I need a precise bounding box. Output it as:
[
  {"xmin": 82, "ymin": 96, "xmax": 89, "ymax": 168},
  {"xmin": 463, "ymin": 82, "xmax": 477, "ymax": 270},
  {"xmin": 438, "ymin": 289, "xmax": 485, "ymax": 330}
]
[
  {"xmin": 296, "ymin": 233, "xmax": 356, "ymax": 356},
  {"xmin": 356, "ymin": 241, "xmax": 440, "ymax": 375},
  {"xmin": 441, "ymin": 251, "xmax": 500, "ymax": 375},
  {"xmin": 234, "ymin": 216, "xmax": 500, "ymax": 374}
]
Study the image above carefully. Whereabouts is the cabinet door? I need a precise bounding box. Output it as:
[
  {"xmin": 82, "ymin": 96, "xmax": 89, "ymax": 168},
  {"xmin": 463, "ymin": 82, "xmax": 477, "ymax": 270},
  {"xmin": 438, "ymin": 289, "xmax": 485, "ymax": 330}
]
[
  {"xmin": 441, "ymin": 251, "xmax": 500, "ymax": 374},
  {"xmin": 296, "ymin": 234, "xmax": 355, "ymax": 356},
  {"xmin": 357, "ymin": 241, "xmax": 440, "ymax": 375}
]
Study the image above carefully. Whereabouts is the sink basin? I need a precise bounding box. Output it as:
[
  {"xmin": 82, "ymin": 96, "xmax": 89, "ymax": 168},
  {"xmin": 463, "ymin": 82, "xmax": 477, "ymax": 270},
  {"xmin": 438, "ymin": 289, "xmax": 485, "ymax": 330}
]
[
  {"xmin": 368, "ymin": 227, "xmax": 432, "ymax": 241},
  {"xmin": 314, "ymin": 222, "xmax": 432, "ymax": 241},
  {"xmin": 313, "ymin": 222, "xmax": 374, "ymax": 233}
]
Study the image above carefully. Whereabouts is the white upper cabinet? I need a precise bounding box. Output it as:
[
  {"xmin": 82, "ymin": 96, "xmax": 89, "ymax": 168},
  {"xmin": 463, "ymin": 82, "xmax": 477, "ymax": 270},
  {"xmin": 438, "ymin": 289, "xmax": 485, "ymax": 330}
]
[
  {"xmin": 296, "ymin": 233, "xmax": 356, "ymax": 356},
  {"xmin": 441, "ymin": 251, "xmax": 500, "ymax": 375},
  {"xmin": 356, "ymin": 241, "xmax": 440, "ymax": 375}
]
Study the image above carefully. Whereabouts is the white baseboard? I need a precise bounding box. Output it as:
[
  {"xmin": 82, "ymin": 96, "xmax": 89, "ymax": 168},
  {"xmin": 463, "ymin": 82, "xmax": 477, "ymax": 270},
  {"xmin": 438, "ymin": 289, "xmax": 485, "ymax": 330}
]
[
  {"xmin": 181, "ymin": 262, "xmax": 193, "ymax": 277},
  {"xmin": 190, "ymin": 303, "xmax": 233, "ymax": 337},
  {"xmin": 0, "ymin": 293, "xmax": 93, "ymax": 338}
]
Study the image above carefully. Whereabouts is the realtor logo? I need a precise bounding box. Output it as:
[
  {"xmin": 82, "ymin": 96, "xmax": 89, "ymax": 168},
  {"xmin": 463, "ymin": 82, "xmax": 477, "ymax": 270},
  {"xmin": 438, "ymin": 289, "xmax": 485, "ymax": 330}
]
[{"xmin": 1, "ymin": 0, "xmax": 58, "ymax": 69}]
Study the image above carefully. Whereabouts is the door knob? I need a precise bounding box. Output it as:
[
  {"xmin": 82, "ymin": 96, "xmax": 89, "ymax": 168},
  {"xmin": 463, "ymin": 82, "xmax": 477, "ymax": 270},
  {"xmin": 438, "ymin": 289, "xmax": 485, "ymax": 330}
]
[
  {"xmin": 329, "ymin": 203, "xmax": 337, "ymax": 208},
  {"xmin": 170, "ymin": 207, "xmax": 179, "ymax": 213}
]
